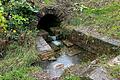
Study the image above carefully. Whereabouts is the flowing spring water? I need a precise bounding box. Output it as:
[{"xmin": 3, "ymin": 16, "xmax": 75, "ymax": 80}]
[
  {"xmin": 35, "ymin": 35, "xmax": 80, "ymax": 79},
  {"xmin": 46, "ymin": 53, "xmax": 74, "ymax": 79},
  {"xmin": 42, "ymin": 36, "xmax": 80, "ymax": 79},
  {"xmin": 50, "ymin": 36, "xmax": 61, "ymax": 46}
]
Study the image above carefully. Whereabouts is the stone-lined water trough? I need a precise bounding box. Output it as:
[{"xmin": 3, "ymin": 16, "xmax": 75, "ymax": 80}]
[
  {"xmin": 32, "ymin": 27, "xmax": 120, "ymax": 80},
  {"xmin": 33, "ymin": 5, "xmax": 120, "ymax": 79}
]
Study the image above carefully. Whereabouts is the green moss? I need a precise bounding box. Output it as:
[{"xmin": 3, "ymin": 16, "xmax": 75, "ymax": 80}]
[
  {"xmin": 110, "ymin": 65, "xmax": 120, "ymax": 78},
  {"xmin": 64, "ymin": 75, "xmax": 80, "ymax": 80},
  {"xmin": 64, "ymin": 75, "xmax": 92, "ymax": 80}
]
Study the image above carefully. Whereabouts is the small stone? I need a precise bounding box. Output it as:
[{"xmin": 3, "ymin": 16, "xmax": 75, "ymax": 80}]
[
  {"xmin": 62, "ymin": 40, "xmax": 73, "ymax": 47},
  {"xmin": 90, "ymin": 59, "xmax": 100, "ymax": 65},
  {"xmin": 108, "ymin": 55, "xmax": 120, "ymax": 66},
  {"xmin": 50, "ymin": 43, "xmax": 61, "ymax": 52},
  {"xmin": 67, "ymin": 47, "xmax": 81, "ymax": 56},
  {"xmin": 48, "ymin": 56, "xmax": 56, "ymax": 61},
  {"xmin": 37, "ymin": 30, "xmax": 48, "ymax": 39},
  {"xmin": 39, "ymin": 51, "xmax": 54, "ymax": 61},
  {"xmin": 88, "ymin": 67, "xmax": 112, "ymax": 80},
  {"xmin": 53, "ymin": 63, "xmax": 64, "ymax": 69}
]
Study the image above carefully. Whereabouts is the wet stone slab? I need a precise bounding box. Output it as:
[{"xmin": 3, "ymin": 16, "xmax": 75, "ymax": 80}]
[
  {"xmin": 36, "ymin": 37, "xmax": 53, "ymax": 52},
  {"xmin": 88, "ymin": 67, "xmax": 112, "ymax": 80},
  {"xmin": 36, "ymin": 37, "xmax": 54, "ymax": 60}
]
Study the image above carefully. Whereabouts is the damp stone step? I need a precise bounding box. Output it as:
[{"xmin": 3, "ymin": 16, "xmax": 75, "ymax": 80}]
[{"xmin": 36, "ymin": 37, "xmax": 54, "ymax": 60}]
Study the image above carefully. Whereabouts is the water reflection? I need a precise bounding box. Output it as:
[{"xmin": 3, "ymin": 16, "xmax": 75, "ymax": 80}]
[{"xmin": 45, "ymin": 54, "xmax": 76, "ymax": 79}]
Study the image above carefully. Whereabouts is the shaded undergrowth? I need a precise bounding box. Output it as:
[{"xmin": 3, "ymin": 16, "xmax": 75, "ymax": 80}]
[{"xmin": 0, "ymin": 32, "xmax": 41, "ymax": 80}]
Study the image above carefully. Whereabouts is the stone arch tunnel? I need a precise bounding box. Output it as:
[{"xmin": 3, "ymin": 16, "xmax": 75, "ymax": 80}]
[{"xmin": 37, "ymin": 6, "xmax": 66, "ymax": 35}]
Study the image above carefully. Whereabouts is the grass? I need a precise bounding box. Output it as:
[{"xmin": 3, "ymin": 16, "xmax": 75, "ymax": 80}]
[
  {"xmin": 64, "ymin": 74, "xmax": 92, "ymax": 80},
  {"xmin": 68, "ymin": 1, "xmax": 120, "ymax": 39},
  {"xmin": 0, "ymin": 31, "xmax": 41, "ymax": 80},
  {"xmin": 64, "ymin": 75, "xmax": 80, "ymax": 80},
  {"xmin": 110, "ymin": 65, "xmax": 120, "ymax": 78}
]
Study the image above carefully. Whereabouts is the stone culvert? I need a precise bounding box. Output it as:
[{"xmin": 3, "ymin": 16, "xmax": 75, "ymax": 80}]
[
  {"xmin": 37, "ymin": 4, "xmax": 72, "ymax": 35},
  {"xmin": 27, "ymin": 0, "xmax": 73, "ymax": 34}
]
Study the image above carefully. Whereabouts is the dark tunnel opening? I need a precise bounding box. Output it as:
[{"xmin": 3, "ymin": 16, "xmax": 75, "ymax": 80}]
[{"xmin": 37, "ymin": 14, "xmax": 61, "ymax": 35}]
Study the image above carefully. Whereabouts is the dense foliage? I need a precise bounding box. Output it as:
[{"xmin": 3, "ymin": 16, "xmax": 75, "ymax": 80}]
[
  {"xmin": 0, "ymin": 0, "xmax": 39, "ymax": 40},
  {"xmin": 0, "ymin": 0, "xmax": 40, "ymax": 79}
]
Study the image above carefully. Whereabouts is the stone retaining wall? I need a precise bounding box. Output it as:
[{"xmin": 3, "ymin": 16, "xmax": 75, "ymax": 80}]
[{"xmin": 68, "ymin": 27, "xmax": 120, "ymax": 54}]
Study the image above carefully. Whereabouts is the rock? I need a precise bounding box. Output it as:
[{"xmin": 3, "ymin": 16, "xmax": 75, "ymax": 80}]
[
  {"xmin": 49, "ymin": 43, "xmax": 61, "ymax": 52},
  {"xmin": 62, "ymin": 64, "xmax": 86, "ymax": 76},
  {"xmin": 90, "ymin": 59, "xmax": 100, "ymax": 65},
  {"xmin": 36, "ymin": 37, "xmax": 54, "ymax": 60},
  {"xmin": 48, "ymin": 56, "xmax": 57, "ymax": 61},
  {"xmin": 51, "ymin": 27, "xmax": 61, "ymax": 35},
  {"xmin": 62, "ymin": 63, "xmax": 112, "ymax": 80},
  {"xmin": 88, "ymin": 67, "xmax": 112, "ymax": 80},
  {"xmin": 53, "ymin": 63, "xmax": 64, "ymax": 69},
  {"xmin": 108, "ymin": 55, "xmax": 120, "ymax": 66},
  {"xmin": 68, "ymin": 27, "xmax": 120, "ymax": 54},
  {"xmin": 36, "ymin": 37, "xmax": 53, "ymax": 52},
  {"xmin": 67, "ymin": 46, "xmax": 81, "ymax": 56},
  {"xmin": 62, "ymin": 40, "xmax": 73, "ymax": 47},
  {"xmin": 38, "ymin": 51, "xmax": 54, "ymax": 61},
  {"xmin": 33, "ymin": 72, "xmax": 50, "ymax": 80},
  {"xmin": 37, "ymin": 30, "xmax": 48, "ymax": 40}
]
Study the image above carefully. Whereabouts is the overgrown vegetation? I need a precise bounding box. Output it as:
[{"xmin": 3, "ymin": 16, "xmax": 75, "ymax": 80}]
[
  {"xmin": 0, "ymin": 31, "xmax": 41, "ymax": 79},
  {"xmin": 0, "ymin": 0, "xmax": 39, "ymax": 40},
  {"xmin": 110, "ymin": 65, "xmax": 120, "ymax": 78},
  {"xmin": 0, "ymin": 0, "xmax": 40, "ymax": 79},
  {"xmin": 0, "ymin": 0, "xmax": 120, "ymax": 80},
  {"xmin": 68, "ymin": 1, "xmax": 120, "ymax": 39},
  {"xmin": 64, "ymin": 75, "xmax": 92, "ymax": 80}
]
